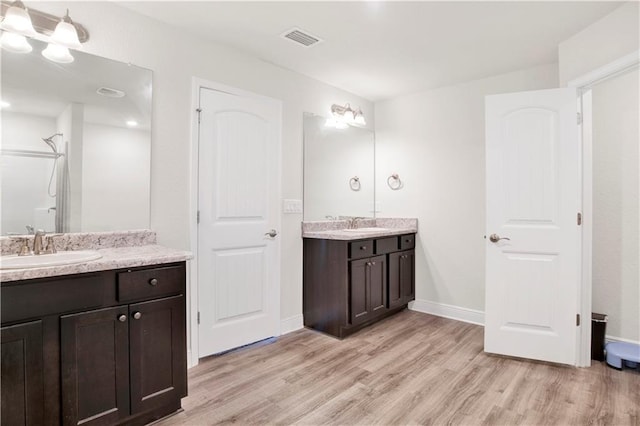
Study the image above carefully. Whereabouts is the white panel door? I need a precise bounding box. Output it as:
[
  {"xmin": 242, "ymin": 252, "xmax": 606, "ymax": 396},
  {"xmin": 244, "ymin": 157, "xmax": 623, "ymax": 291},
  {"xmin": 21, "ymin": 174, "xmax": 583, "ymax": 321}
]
[
  {"xmin": 485, "ymin": 88, "xmax": 580, "ymax": 365},
  {"xmin": 198, "ymin": 87, "xmax": 281, "ymax": 356}
]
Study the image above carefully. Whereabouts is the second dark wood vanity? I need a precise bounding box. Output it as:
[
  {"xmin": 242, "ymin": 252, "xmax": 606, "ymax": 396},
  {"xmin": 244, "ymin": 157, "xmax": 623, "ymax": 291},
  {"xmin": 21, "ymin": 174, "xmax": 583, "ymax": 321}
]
[{"xmin": 303, "ymin": 233, "xmax": 415, "ymax": 338}]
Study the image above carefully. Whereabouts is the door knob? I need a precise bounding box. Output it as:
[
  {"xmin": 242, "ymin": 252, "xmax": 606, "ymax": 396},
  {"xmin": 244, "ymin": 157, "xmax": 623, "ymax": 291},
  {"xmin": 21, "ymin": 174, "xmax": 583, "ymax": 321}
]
[
  {"xmin": 489, "ymin": 234, "xmax": 511, "ymax": 243},
  {"xmin": 264, "ymin": 229, "xmax": 278, "ymax": 238}
]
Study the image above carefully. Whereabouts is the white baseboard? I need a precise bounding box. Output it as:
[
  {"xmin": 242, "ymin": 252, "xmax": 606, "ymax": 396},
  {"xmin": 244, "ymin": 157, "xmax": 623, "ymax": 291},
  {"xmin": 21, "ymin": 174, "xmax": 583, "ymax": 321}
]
[
  {"xmin": 280, "ymin": 314, "xmax": 304, "ymax": 335},
  {"xmin": 409, "ymin": 299, "xmax": 485, "ymax": 326},
  {"xmin": 606, "ymin": 334, "xmax": 640, "ymax": 346}
]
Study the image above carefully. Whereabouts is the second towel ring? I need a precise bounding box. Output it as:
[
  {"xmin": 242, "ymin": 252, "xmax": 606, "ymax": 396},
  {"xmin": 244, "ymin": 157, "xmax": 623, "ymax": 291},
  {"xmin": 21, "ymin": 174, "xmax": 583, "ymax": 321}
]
[
  {"xmin": 387, "ymin": 173, "xmax": 402, "ymax": 190},
  {"xmin": 349, "ymin": 176, "xmax": 361, "ymax": 191}
]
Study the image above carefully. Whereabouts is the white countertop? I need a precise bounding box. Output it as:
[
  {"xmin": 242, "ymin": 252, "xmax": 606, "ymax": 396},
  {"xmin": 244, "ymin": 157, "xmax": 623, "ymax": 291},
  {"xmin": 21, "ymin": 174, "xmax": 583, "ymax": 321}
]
[
  {"xmin": 302, "ymin": 227, "xmax": 417, "ymax": 240},
  {"xmin": 301, "ymin": 218, "xmax": 418, "ymax": 240},
  {"xmin": 1, "ymin": 245, "xmax": 192, "ymax": 283}
]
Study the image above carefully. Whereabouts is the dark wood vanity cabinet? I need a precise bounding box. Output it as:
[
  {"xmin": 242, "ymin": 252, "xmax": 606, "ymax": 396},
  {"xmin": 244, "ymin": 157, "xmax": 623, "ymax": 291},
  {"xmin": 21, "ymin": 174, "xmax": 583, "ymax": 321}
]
[
  {"xmin": 304, "ymin": 234, "xmax": 415, "ymax": 338},
  {"xmin": 1, "ymin": 262, "xmax": 187, "ymax": 426}
]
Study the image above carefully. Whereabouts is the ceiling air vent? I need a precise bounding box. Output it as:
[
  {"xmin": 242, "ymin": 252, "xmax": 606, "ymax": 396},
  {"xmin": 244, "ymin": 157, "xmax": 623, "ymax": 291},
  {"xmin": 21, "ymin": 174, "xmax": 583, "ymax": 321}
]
[
  {"xmin": 96, "ymin": 87, "xmax": 126, "ymax": 98},
  {"xmin": 281, "ymin": 28, "xmax": 322, "ymax": 47}
]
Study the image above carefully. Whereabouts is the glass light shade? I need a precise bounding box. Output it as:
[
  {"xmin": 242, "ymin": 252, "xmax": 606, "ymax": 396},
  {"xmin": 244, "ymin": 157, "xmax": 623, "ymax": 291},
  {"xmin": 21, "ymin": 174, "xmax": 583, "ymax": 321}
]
[
  {"xmin": 50, "ymin": 20, "xmax": 81, "ymax": 49},
  {"xmin": 1, "ymin": 3, "xmax": 37, "ymax": 37},
  {"xmin": 0, "ymin": 31, "xmax": 32, "ymax": 53},
  {"xmin": 354, "ymin": 114, "xmax": 366, "ymax": 126},
  {"xmin": 42, "ymin": 43, "xmax": 74, "ymax": 63}
]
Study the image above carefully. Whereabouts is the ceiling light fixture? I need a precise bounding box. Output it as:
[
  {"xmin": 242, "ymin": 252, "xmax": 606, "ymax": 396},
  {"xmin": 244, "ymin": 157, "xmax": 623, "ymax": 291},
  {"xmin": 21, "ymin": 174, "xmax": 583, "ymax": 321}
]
[
  {"xmin": 326, "ymin": 103, "xmax": 367, "ymax": 128},
  {"xmin": 1, "ymin": 0, "xmax": 37, "ymax": 37}
]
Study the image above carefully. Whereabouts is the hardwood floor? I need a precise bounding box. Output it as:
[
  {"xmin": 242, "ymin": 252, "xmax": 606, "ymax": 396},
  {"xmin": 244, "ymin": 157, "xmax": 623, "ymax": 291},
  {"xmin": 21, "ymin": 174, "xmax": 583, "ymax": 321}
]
[{"xmin": 158, "ymin": 310, "xmax": 639, "ymax": 425}]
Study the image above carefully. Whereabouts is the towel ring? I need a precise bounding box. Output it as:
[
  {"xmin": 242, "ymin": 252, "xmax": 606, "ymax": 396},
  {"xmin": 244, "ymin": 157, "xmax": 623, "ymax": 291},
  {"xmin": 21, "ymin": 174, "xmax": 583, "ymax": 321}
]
[
  {"xmin": 349, "ymin": 176, "xmax": 361, "ymax": 191},
  {"xmin": 387, "ymin": 173, "xmax": 402, "ymax": 190}
]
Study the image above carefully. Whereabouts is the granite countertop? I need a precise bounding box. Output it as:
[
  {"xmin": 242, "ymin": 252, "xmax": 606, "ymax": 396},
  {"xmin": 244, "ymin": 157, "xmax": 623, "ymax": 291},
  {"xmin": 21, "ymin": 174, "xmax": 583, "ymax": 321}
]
[
  {"xmin": 302, "ymin": 218, "xmax": 418, "ymax": 240},
  {"xmin": 1, "ymin": 244, "xmax": 192, "ymax": 283}
]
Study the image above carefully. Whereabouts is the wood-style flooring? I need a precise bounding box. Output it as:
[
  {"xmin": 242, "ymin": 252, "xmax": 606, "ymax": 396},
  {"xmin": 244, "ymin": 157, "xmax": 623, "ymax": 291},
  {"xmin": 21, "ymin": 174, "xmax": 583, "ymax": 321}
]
[{"xmin": 158, "ymin": 310, "xmax": 639, "ymax": 425}]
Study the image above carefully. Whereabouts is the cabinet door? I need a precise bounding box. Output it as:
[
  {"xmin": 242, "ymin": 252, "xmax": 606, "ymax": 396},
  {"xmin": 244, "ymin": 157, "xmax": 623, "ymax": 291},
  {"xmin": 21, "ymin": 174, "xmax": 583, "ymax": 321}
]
[
  {"xmin": 349, "ymin": 258, "xmax": 370, "ymax": 325},
  {"xmin": 61, "ymin": 306, "xmax": 130, "ymax": 426},
  {"xmin": 1, "ymin": 321, "xmax": 44, "ymax": 426},
  {"xmin": 389, "ymin": 250, "xmax": 415, "ymax": 308},
  {"xmin": 129, "ymin": 295, "xmax": 186, "ymax": 414},
  {"xmin": 369, "ymin": 255, "xmax": 387, "ymax": 316}
]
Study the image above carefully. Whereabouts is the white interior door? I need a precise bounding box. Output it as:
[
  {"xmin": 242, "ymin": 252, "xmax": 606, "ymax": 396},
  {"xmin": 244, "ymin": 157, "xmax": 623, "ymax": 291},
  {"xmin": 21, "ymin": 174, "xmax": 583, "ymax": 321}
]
[
  {"xmin": 485, "ymin": 88, "xmax": 581, "ymax": 365},
  {"xmin": 197, "ymin": 86, "xmax": 281, "ymax": 357}
]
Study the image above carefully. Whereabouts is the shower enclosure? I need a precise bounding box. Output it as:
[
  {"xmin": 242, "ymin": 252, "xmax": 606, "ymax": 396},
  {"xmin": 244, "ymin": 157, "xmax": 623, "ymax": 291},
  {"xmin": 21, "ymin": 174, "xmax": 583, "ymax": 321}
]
[{"xmin": 1, "ymin": 134, "xmax": 70, "ymax": 235}]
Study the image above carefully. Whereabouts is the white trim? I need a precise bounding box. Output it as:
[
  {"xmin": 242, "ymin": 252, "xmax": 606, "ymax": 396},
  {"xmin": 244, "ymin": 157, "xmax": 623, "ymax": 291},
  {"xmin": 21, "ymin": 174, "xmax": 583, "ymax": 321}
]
[
  {"xmin": 280, "ymin": 315, "xmax": 304, "ymax": 335},
  {"xmin": 606, "ymin": 335, "xmax": 640, "ymax": 346},
  {"xmin": 568, "ymin": 50, "xmax": 640, "ymax": 88},
  {"xmin": 409, "ymin": 299, "xmax": 485, "ymax": 326},
  {"xmin": 569, "ymin": 52, "xmax": 640, "ymax": 368},
  {"xmin": 189, "ymin": 77, "xmax": 283, "ymax": 363}
]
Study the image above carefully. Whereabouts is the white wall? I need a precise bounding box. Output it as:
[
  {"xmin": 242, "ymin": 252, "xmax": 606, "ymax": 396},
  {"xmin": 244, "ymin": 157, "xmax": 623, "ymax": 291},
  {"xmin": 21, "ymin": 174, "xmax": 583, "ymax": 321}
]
[
  {"xmin": 82, "ymin": 123, "xmax": 151, "ymax": 231},
  {"xmin": 374, "ymin": 64, "xmax": 558, "ymax": 312},
  {"xmin": 33, "ymin": 2, "xmax": 373, "ymax": 325},
  {"xmin": 591, "ymin": 70, "xmax": 639, "ymax": 342},
  {"xmin": 1, "ymin": 112, "xmax": 57, "ymax": 234},
  {"xmin": 56, "ymin": 103, "xmax": 84, "ymax": 232},
  {"xmin": 558, "ymin": 2, "xmax": 639, "ymax": 86}
]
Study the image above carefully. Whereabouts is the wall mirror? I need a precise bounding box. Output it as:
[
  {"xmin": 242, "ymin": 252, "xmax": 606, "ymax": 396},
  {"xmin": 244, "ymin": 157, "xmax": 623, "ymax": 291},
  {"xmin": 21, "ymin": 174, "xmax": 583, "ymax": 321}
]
[
  {"xmin": 1, "ymin": 38, "xmax": 152, "ymax": 236},
  {"xmin": 303, "ymin": 113, "xmax": 375, "ymax": 221}
]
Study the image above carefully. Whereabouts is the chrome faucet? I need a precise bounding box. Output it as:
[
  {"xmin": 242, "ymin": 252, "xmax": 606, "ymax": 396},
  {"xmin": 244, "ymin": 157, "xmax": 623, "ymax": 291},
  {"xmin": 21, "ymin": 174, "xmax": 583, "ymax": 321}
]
[
  {"xmin": 33, "ymin": 230, "xmax": 46, "ymax": 255},
  {"xmin": 348, "ymin": 217, "xmax": 364, "ymax": 229}
]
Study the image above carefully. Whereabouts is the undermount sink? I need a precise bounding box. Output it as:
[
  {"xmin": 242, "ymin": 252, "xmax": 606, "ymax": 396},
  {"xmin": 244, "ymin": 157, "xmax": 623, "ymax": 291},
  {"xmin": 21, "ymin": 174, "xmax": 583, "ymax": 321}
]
[
  {"xmin": 342, "ymin": 227, "xmax": 392, "ymax": 233},
  {"xmin": 0, "ymin": 250, "xmax": 102, "ymax": 270}
]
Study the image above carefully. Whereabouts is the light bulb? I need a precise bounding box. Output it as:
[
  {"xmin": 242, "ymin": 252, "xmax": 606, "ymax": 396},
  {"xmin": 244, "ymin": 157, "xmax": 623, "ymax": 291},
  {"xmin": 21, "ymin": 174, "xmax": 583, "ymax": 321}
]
[
  {"xmin": 1, "ymin": 1, "xmax": 37, "ymax": 37},
  {"xmin": 49, "ymin": 12, "xmax": 81, "ymax": 49},
  {"xmin": 0, "ymin": 31, "xmax": 32, "ymax": 53},
  {"xmin": 42, "ymin": 43, "xmax": 74, "ymax": 63}
]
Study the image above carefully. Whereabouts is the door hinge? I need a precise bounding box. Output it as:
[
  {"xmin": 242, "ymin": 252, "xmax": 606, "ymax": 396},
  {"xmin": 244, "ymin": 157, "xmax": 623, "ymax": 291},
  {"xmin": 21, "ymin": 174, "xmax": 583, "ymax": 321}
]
[
  {"xmin": 577, "ymin": 212, "xmax": 582, "ymax": 226},
  {"xmin": 196, "ymin": 108, "xmax": 202, "ymax": 124},
  {"xmin": 197, "ymin": 311, "xmax": 200, "ymax": 325},
  {"xmin": 197, "ymin": 210, "xmax": 200, "ymax": 224},
  {"xmin": 576, "ymin": 314, "xmax": 581, "ymax": 326},
  {"xmin": 577, "ymin": 112, "xmax": 582, "ymax": 125}
]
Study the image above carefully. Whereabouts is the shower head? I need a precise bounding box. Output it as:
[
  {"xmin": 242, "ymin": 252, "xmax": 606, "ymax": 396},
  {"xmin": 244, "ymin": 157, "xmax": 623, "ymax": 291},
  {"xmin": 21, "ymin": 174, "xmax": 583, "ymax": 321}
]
[{"xmin": 42, "ymin": 133, "xmax": 63, "ymax": 153}]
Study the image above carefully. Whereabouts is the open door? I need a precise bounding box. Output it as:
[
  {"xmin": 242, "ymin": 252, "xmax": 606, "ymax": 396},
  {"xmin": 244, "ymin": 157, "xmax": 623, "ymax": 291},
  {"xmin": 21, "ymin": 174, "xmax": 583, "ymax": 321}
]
[{"xmin": 485, "ymin": 88, "xmax": 581, "ymax": 365}]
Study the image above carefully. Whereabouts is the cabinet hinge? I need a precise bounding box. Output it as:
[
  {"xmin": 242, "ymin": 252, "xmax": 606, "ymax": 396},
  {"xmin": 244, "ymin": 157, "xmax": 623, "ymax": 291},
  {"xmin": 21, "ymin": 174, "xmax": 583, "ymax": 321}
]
[
  {"xmin": 196, "ymin": 108, "xmax": 202, "ymax": 124},
  {"xmin": 197, "ymin": 311, "xmax": 200, "ymax": 325},
  {"xmin": 197, "ymin": 210, "xmax": 200, "ymax": 224},
  {"xmin": 576, "ymin": 314, "xmax": 581, "ymax": 326},
  {"xmin": 577, "ymin": 212, "xmax": 582, "ymax": 226},
  {"xmin": 577, "ymin": 112, "xmax": 582, "ymax": 125}
]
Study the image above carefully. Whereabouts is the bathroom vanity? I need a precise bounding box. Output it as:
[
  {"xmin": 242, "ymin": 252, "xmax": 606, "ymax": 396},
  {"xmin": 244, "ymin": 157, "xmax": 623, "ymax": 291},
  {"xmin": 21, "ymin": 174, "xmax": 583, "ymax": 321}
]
[
  {"xmin": 0, "ymin": 231, "xmax": 191, "ymax": 426},
  {"xmin": 303, "ymin": 219, "xmax": 417, "ymax": 338}
]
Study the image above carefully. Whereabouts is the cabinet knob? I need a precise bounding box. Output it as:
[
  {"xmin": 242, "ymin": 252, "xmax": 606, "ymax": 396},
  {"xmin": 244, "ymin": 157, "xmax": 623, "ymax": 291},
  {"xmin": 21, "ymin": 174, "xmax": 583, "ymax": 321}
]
[
  {"xmin": 360, "ymin": 246, "xmax": 367, "ymax": 250},
  {"xmin": 132, "ymin": 311, "xmax": 142, "ymax": 320},
  {"xmin": 371, "ymin": 261, "xmax": 376, "ymax": 265},
  {"xmin": 118, "ymin": 314, "xmax": 127, "ymax": 322},
  {"xmin": 149, "ymin": 278, "xmax": 158, "ymax": 286}
]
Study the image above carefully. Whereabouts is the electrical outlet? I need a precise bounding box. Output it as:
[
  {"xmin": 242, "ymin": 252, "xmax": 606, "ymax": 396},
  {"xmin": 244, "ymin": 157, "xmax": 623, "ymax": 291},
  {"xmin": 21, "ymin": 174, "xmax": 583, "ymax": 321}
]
[{"xmin": 283, "ymin": 199, "xmax": 303, "ymax": 214}]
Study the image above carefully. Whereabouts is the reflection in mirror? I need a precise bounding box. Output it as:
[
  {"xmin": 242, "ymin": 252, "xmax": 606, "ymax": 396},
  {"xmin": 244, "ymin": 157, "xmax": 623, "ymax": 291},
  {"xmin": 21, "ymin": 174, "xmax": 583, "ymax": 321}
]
[
  {"xmin": 1, "ymin": 38, "xmax": 152, "ymax": 236},
  {"xmin": 303, "ymin": 113, "xmax": 375, "ymax": 221}
]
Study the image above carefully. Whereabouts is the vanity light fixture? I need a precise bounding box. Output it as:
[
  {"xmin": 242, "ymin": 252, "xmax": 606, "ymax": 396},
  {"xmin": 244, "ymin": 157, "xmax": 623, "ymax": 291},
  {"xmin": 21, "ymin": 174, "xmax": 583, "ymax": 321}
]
[
  {"xmin": 326, "ymin": 103, "xmax": 367, "ymax": 128},
  {"xmin": 0, "ymin": 2, "xmax": 89, "ymax": 63},
  {"xmin": 1, "ymin": 0, "xmax": 37, "ymax": 37}
]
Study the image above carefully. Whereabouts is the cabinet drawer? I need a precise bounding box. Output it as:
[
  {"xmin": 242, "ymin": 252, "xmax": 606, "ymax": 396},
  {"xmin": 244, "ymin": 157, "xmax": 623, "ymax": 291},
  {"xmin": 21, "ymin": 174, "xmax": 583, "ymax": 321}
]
[
  {"xmin": 375, "ymin": 237, "xmax": 398, "ymax": 255},
  {"xmin": 349, "ymin": 240, "xmax": 373, "ymax": 260},
  {"xmin": 117, "ymin": 265, "xmax": 184, "ymax": 303},
  {"xmin": 400, "ymin": 234, "xmax": 415, "ymax": 250}
]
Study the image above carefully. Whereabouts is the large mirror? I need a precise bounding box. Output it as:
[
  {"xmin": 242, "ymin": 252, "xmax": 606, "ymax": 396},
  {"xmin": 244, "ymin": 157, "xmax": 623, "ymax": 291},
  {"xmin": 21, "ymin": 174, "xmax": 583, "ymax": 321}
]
[
  {"xmin": 303, "ymin": 113, "xmax": 374, "ymax": 220},
  {"xmin": 1, "ymin": 38, "xmax": 152, "ymax": 236}
]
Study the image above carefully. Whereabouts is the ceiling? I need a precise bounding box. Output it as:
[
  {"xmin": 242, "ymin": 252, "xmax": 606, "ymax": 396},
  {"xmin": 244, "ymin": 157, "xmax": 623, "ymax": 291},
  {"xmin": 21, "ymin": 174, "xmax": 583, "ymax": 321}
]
[{"xmin": 120, "ymin": 1, "xmax": 622, "ymax": 101}]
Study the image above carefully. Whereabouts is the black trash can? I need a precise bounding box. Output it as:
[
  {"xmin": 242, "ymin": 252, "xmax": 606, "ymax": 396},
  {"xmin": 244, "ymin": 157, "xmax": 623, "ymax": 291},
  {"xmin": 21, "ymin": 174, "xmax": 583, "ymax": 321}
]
[{"xmin": 591, "ymin": 313, "xmax": 608, "ymax": 361}]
